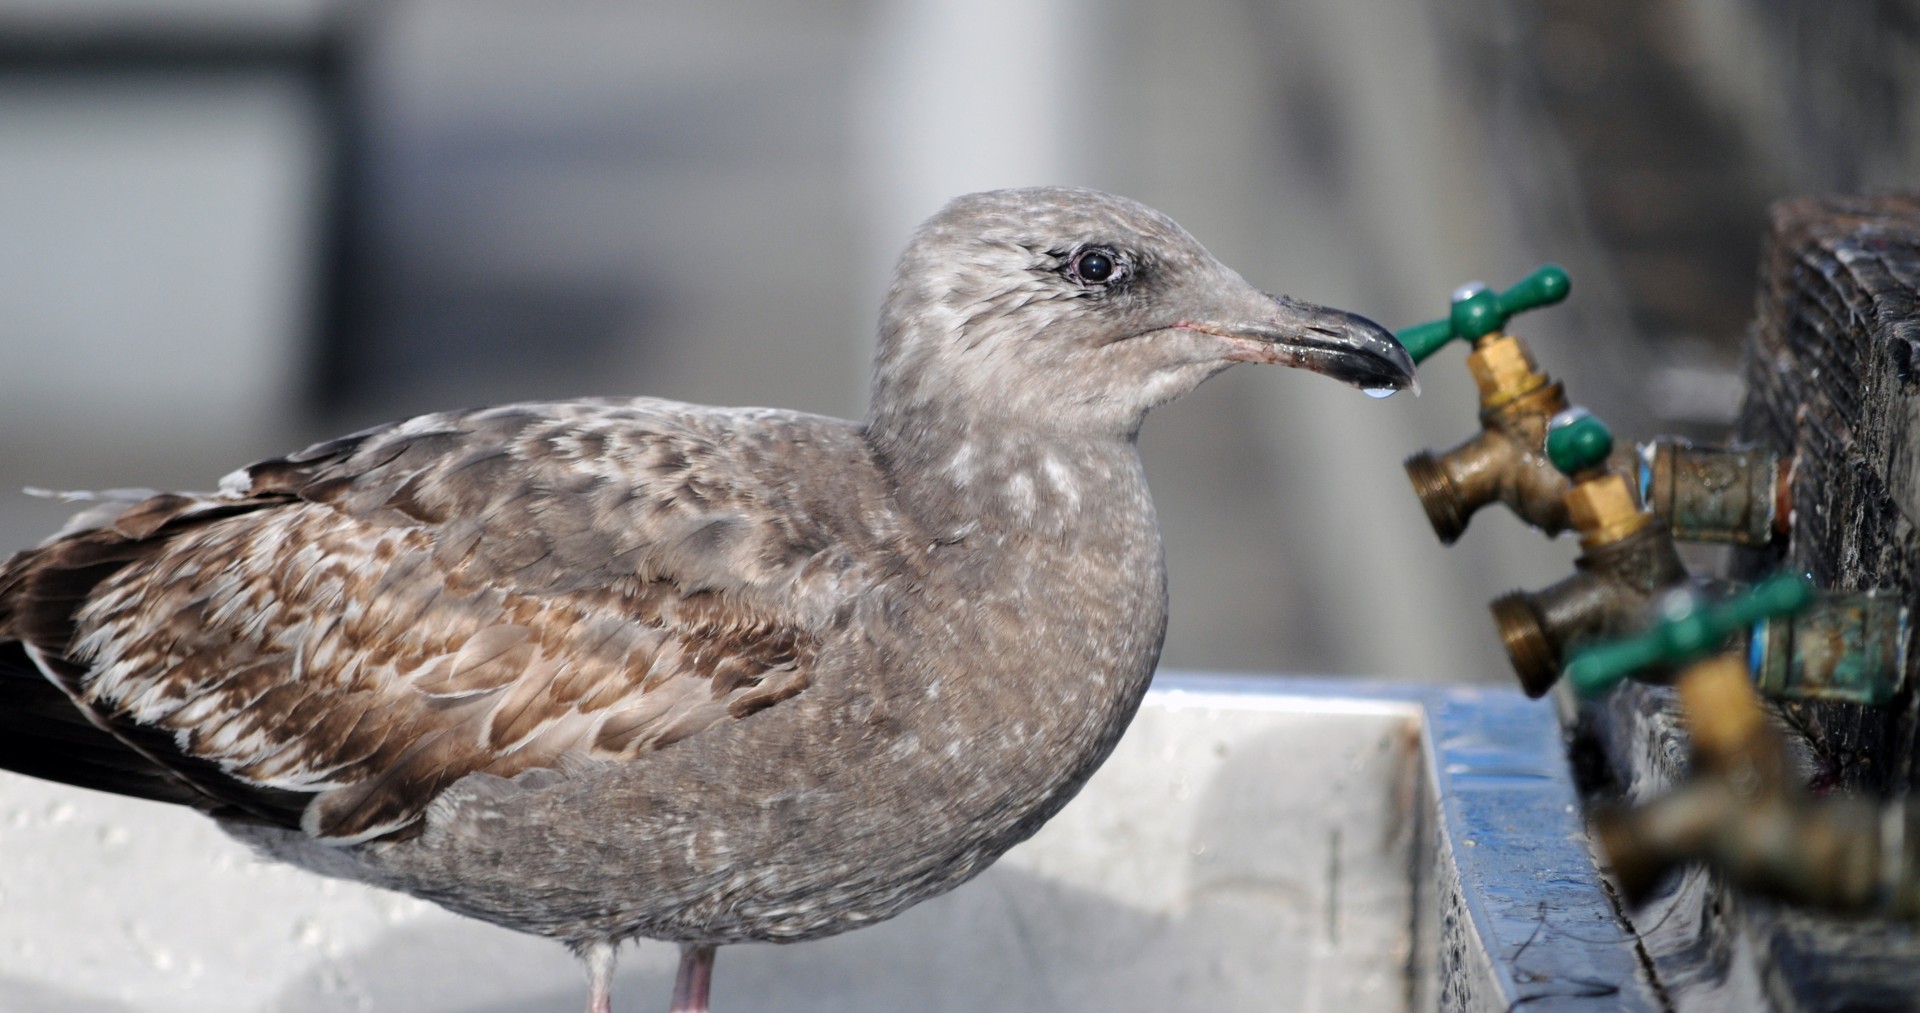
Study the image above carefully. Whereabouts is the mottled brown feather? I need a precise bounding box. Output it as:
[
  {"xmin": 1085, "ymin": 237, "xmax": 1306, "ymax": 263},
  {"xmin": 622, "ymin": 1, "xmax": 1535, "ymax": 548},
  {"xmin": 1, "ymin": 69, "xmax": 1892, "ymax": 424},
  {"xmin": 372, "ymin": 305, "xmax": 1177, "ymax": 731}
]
[{"xmin": 0, "ymin": 400, "xmax": 867, "ymax": 842}]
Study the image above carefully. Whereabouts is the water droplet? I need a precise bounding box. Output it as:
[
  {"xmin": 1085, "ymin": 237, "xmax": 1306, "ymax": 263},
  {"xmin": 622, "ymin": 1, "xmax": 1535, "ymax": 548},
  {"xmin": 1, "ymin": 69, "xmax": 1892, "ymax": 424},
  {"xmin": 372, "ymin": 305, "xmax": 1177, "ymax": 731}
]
[{"xmin": 1363, "ymin": 387, "xmax": 1397, "ymax": 399}]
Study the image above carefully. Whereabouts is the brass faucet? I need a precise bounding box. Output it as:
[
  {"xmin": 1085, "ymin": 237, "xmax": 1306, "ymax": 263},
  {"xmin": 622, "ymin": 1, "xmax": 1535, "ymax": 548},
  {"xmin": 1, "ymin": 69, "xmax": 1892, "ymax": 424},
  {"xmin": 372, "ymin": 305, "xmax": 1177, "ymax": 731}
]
[
  {"xmin": 1488, "ymin": 409, "xmax": 1688, "ymax": 697},
  {"xmin": 1569, "ymin": 581, "xmax": 1920, "ymax": 916},
  {"xmin": 1593, "ymin": 655, "xmax": 1920, "ymax": 915},
  {"xmin": 1396, "ymin": 267, "xmax": 1575, "ymax": 543}
]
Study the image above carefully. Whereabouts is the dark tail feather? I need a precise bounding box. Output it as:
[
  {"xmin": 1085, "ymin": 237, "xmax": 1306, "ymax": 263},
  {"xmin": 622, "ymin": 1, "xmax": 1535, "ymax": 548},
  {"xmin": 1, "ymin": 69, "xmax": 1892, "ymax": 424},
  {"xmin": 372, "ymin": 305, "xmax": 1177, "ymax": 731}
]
[{"xmin": 0, "ymin": 642, "xmax": 208, "ymax": 808}]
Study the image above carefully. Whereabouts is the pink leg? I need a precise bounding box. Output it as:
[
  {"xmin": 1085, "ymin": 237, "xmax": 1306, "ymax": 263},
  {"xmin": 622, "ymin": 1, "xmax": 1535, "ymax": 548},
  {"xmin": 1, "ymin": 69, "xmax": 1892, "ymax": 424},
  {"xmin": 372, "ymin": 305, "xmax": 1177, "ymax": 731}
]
[
  {"xmin": 581, "ymin": 940, "xmax": 617, "ymax": 1013},
  {"xmin": 668, "ymin": 943, "xmax": 718, "ymax": 1013}
]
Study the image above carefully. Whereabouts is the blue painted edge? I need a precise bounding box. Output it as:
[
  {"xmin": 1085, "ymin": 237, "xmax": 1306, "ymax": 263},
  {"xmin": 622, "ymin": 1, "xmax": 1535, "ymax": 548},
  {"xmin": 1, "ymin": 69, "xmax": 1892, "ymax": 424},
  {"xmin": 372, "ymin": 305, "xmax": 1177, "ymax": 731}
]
[{"xmin": 1148, "ymin": 671, "xmax": 1661, "ymax": 1011}]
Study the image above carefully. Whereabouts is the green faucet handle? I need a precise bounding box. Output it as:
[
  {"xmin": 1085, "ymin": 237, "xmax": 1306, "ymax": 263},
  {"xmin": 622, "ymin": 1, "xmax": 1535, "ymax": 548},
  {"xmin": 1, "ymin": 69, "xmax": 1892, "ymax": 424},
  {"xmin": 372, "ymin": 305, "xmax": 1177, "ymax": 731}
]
[
  {"xmin": 1394, "ymin": 264, "xmax": 1571, "ymax": 363},
  {"xmin": 1545, "ymin": 407, "xmax": 1613, "ymax": 475},
  {"xmin": 1565, "ymin": 574, "xmax": 1815, "ymax": 698},
  {"xmin": 1495, "ymin": 262, "xmax": 1572, "ymax": 321}
]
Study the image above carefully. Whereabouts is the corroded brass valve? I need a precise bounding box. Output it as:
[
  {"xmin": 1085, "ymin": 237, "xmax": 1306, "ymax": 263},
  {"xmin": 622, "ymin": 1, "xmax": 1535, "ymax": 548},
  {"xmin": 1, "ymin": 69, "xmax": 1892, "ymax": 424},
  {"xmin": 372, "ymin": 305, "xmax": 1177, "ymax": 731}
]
[{"xmin": 1638, "ymin": 437, "xmax": 1791, "ymax": 546}]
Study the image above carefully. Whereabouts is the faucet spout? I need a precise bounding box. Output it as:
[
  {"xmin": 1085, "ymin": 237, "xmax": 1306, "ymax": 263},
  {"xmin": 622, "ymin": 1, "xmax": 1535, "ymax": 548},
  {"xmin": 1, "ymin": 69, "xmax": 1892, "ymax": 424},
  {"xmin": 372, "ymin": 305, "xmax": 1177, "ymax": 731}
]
[
  {"xmin": 1405, "ymin": 379, "xmax": 1572, "ymax": 543},
  {"xmin": 1491, "ymin": 524, "xmax": 1689, "ymax": 696}
]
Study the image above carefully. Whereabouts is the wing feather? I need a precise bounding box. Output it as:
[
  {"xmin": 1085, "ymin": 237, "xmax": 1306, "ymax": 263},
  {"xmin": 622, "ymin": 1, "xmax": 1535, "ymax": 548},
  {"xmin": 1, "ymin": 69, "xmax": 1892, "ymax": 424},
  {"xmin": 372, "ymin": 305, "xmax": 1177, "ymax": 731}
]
[{"xmin": 0, "ymin": 399, "xmax": 892, "ymax": 841}]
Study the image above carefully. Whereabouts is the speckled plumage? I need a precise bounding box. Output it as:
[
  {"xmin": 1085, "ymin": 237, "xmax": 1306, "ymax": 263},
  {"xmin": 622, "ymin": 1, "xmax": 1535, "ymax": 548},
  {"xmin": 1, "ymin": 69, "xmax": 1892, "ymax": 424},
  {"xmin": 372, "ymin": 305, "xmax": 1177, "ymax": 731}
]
[{"xmin": 0, "ymin": 187, "xmax": 1412, "ymax": 1011}]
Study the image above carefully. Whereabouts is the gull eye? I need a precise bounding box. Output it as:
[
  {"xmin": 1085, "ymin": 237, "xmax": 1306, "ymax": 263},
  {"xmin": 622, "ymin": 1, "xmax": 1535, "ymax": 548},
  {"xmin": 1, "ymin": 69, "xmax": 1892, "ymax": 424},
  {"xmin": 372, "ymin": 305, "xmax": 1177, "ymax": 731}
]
[{"xmin": 1068, "ymin": 246, "xmax": 1124, "ymax": 287}]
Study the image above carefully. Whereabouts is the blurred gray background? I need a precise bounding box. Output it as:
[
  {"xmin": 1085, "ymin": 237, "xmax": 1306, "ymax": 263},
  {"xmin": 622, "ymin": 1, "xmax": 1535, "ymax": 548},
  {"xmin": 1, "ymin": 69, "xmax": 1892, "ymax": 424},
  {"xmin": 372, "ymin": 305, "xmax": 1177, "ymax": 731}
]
[
  {"xmin": 1, "ymin": 2, "xmax": 1918, "ymax": 1011},
  {"xmin": 0, "ymin": 0, "xmax": 1914, "ymax": 684}
]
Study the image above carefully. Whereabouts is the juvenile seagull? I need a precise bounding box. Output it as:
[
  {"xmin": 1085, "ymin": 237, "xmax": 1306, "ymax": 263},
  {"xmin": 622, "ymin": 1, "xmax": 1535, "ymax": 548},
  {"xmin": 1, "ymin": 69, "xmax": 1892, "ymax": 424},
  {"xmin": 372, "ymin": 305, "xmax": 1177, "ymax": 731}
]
[{"xmin": 0, "ymin": 187, "xmax": 1411, "ymax": 1012}]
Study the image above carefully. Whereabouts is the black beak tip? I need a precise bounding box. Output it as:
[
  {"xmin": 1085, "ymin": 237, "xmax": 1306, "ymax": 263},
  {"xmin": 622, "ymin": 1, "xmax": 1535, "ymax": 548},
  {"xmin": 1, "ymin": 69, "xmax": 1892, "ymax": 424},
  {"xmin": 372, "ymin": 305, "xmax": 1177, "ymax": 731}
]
[{"xmin": 1331, "ymin": 311, "xmax": 1417, "ymax": 391}]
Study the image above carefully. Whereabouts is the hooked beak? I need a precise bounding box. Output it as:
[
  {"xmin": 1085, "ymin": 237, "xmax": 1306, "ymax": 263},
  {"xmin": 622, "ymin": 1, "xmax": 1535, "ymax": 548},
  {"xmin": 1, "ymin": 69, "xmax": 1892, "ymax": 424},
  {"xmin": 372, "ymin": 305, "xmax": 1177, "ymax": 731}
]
[{"xmin": 1179, "ymin": 294, "xmax": 1416, "ymax": 392}]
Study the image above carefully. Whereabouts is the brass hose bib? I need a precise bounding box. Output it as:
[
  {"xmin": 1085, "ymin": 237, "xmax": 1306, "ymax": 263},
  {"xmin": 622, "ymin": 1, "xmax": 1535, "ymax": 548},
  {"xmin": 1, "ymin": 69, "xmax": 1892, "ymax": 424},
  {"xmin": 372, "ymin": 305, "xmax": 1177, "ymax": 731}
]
[
  {"xmin": 1395, "ymin": 266, "xmax": 1575, "ymax": 543},
  {"xmin": 1403, "ymin": 333, "xmax": 1574, "ymax": 543},
  {"xmin": 1489, "ymin": 410, "xmax": 1686, "ymax": 697}
]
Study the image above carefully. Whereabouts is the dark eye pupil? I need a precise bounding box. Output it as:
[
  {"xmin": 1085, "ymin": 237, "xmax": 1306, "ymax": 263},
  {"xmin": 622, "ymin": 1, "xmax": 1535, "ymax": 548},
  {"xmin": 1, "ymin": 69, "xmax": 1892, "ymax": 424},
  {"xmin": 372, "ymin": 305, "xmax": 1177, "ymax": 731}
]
[{"xmin": 1075, "ymin": 250, "xmax": 1115, "ymax": 284}]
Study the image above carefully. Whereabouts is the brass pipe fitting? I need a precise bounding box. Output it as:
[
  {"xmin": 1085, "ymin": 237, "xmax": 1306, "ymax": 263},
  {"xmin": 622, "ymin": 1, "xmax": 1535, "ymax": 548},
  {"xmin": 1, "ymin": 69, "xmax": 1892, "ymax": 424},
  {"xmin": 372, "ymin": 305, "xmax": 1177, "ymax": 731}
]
[
  {"xmin": 1677, "ymin": 656, "xmax": 1774, "ymax": 769},
  {"xmin": 1404, "ymin": 333, "xmax": 1573, "ymax": 543},
  {"xmin": 1751, "ymin": 590, "xmax": 1910, "ymax": 705},
  {"xmin": 1639, "ymin": 438, "xmax": 1791, "ymax": 546},
  {"xmin": 1565, "ymin": 471, "xmax": 1653, "ymax": 550}
]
